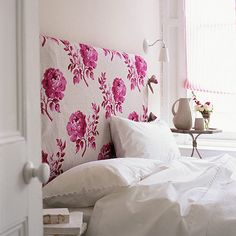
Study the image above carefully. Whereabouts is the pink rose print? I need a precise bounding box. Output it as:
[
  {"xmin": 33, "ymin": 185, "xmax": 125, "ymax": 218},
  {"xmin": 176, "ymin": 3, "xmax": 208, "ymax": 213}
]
[
  {"xmin": 80, "ymin": 44, "xmax": 98, "ymax": 69},
  {"xmin": 99, "ymin": 73, "xmax": 126, "ymax": 119},
  {"xmin": 42, "ymin": 68, "xmax": 67, "ymax": 100},
  {"xmin": 135, "ymin": 55, "xmax": 147, "ymax": 78},
  {"xmin": 41, "ymin": 68, "xmax": 67, "ymax": 121},
  {"xmin": 103, "ymin": 48, "xmax": 122, "ymax": 61},
  {"xmin": 62, "ymin": 41, "xmax": 98, "ymax": 87},
  {"xmin": 135, "ymin": 55, "xmax": 147, "ymax": 88},
  {"xmin": 128, "ymin": 105, "xmax": 148, "ymax": 122},
  {"xmin": 42, "ymin": 139, "xmax": 66, "ymax": 184},
  {"xmin": 67, "ymin": 103, "xmax": 100, "ymax": 157},
  {"xmin": 112, "ymin": 78, "xmax": 126, "ymax": 104},
  {"xmin": 128, "ymin": 112, "xmax": 139, "ymax": 121},
  {"xmin": 67, "ymin": 111, "xmax": 87, "ymax": 142},
  {"xmin": 98, "ymin": 143, "xmax": 115, "ymax": 160},
  {"xmin": 40, "ymin": 35, "xmax": 60, "ymax": 47},
  {"xmin": 122, "ymin": 53, "xmax": 147, "ymax": 92}
]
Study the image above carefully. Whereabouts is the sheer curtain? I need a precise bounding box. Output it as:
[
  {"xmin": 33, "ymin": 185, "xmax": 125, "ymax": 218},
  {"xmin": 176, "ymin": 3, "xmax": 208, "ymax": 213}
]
[
  {"xmin": 184, "ymin": 0, "xmax": 236, "ymax": 135},
  {"xmin": 184, "ymin": 0, "xmax": 236, "ymax": 94}
]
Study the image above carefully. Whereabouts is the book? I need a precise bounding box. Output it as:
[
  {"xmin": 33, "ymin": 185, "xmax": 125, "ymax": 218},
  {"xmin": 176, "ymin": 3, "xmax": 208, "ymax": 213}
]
[
  {"xmin": 43, "ymin": 208, "xmax": 70, "ymax": 224},
  {"xmin": 44, "ymin": 212, "xmax": 86, "ymax": 235}
]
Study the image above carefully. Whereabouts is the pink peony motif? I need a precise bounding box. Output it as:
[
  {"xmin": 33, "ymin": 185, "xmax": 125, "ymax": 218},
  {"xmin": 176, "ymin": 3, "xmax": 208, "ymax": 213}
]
[
  {"xmin": 128, "ymin": 112, "xmax": 139, "ymax": 121},
  {"xmin": 122, "ymin": 53, "xmax": 147, "ymax": 92},
  {"xmin": 80, "ymin": 44, "xmax": 98, "ymax": 69},
  {"xmin": 67, "ymin": 104, "xmax": 100, "ymax": 156},
  {"xmin": 99, "ymin": 73, "xmax": 126, "ymax": 118},
  {"xmin": 62, "ymin": 41, "xmax": 98, "ymax": 87},
  {"xmin": 98, "ymin": 143, "xmax": 115, "ymax": 160},
  {"xmin": 135, "ymin": 55, "xmax": 147, "ymax": 78},
  {"xmin": 112, "ymin": 78, "xmax": 126, "ymax": 104},
  {"xmin": 41, "ymin": 68, "xmax": 67, "ymax": 121},
  {"xmin": 42, "ymin": 68, "xmax": 67, "ymax": 100},
  {"xmin": 66, "ymin": 111, "xmax": 87, "ymax": 142}
]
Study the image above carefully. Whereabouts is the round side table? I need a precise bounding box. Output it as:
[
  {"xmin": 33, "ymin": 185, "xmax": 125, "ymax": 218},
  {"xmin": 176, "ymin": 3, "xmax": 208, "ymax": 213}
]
[{"xmin": 171, "ymin": 128, "xmax": 222, "ymax": 159}]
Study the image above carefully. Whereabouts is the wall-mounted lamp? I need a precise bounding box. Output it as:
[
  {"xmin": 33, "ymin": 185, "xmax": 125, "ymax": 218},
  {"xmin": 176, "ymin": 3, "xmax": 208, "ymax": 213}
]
[{"xmin": 143, "ymin": 38, "xmax": 169, "ymax": 62}]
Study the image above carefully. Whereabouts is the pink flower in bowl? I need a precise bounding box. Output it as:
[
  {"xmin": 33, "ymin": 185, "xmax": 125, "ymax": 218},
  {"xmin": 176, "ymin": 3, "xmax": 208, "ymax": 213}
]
[
  {"xmin": 42, "ymin": 68, "xmax": 67, "ymax": 100},
  {"xmin": 66, "ymin": 111, "xmax": 87, "ymax": 142},
  {"xmin": 112, "ymin": 78, "xmax": 126, "ymax": 103},
  {"xmin": 135, "ymin": 55, "xmax": 147, "ymax": 77},
  {"xmin": 80, "ymin": 44, "xmax": 98, "ymax": 69}
]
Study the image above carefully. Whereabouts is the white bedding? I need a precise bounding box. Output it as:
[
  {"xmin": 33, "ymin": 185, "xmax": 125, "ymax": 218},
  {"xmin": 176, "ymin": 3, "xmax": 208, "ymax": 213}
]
[
  {"xmin": 86, "ymin": 154, "xmax": 236, "ymax": 236},
  {"xmin": 69, "ymin": 207, "xmax": 94, "ymax": 223}
]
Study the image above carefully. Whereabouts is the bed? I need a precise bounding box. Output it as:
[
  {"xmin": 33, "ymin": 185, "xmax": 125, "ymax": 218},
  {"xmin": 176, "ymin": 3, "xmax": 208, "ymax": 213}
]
[{"xmin": 40, "ymin": 36, "xmax": 236, "ymax": 236}]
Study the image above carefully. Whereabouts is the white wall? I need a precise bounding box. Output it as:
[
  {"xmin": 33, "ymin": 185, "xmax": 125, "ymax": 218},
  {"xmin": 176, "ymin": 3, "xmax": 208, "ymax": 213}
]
[
  {"xmin": 39, "ymin": 1, "xmax": 235, "ymax": 158},
  {"xmin": 39, "ymin": 0, "xmax": 163, "ymax": 115}
]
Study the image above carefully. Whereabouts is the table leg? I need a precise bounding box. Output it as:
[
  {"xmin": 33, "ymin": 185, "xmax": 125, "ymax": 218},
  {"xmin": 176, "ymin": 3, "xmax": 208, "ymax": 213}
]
[{"xmin": 188, "ymin": 133, "xmax": 202, "ymax": 159}]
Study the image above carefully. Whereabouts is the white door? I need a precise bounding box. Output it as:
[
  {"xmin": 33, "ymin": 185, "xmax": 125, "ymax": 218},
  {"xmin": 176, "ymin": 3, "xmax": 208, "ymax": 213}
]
[{"xmin": 0, "ymin": 0, "xmax": 48, "ymax": 235}]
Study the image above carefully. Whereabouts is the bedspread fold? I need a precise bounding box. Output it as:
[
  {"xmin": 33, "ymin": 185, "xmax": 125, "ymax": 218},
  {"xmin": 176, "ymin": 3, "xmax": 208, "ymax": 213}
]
[{"xmin": 87, "ymin": 154, "xmax": 236, "ymax": 236}]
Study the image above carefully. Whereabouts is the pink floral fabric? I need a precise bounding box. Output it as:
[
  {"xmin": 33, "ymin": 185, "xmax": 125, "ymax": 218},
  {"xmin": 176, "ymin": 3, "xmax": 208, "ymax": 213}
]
[
  {"xmin": 112, "ymin": 78, "xmax": 126, "ymax": 104},
  {"xmin": 67, "ymin": 103, "xmax": 100, "ymax": 156},
  {"xmin": 128, "ymin": 112, "xmax": 139, "ymax": 121},
  {"xmin": 99, "ymin": 73, "xmax": 126, "ymax": 118},
  {"xmin": 40, "ymin": 35, "xmax": 149, "ymax": 182},
  {"xmin": 42, "ymin": 139, "xmax": 66, "ymax": 184},
  {"xmin": 41, "ymin": 35, "xmax": 60, "ymax": 47},
  {"xmin": 67, "ymin": 111, "xmax": 87, "ymax": 142},
  {"xmin": 103, "ymin": 48, "xmax": 122, "ymax": 61},
  {"xmin": 135, "ymin": 55, "xmax": 147, "ymax": 78},
  {"xmin": 61, "ymin": 40, "xmax": 98, "ymax": 86},
  {"xmin": 123, "ymin": 53, "xmax": 147, "ymax": 91},
  {"xmin": 41, "ymin": 68, "xmax": 67, "ymax": 121},
  {"xmin": 98, "ymin": 143, "xmax": 115, "ymax": 160},
  {"xmin": 128, "ymin": 105, "xmax": 148, "ymax": 122},
  {"xmin": 42, "ymin": 68, "xmax": 67, "ymax": 100},
  {"xmin": 80, "ymin": 44, "xmax": 98, "ymax": 69}
]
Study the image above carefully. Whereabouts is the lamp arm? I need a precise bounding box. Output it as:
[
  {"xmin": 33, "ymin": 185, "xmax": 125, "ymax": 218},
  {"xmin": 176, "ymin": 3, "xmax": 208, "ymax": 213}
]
[
  {"xmin": 143, "ymin": 38, "xmax": 168, "ymax": 60},
  {"xmin": 148, "ymin": 39, "xmax": 165, "ymax": 47}
]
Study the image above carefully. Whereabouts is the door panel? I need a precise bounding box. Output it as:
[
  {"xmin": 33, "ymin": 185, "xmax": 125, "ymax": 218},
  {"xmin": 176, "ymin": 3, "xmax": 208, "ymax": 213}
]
[
  {"xmin": 1, "ymin": 220, "xmax": 26, "ymax": 236},
  {"xmin": 0, "ymin": 0, "xmax": 22, "ymax": 140},
  {"xmin": 0, "ymin": 0, "xmax": 42, "ymax": 235}
]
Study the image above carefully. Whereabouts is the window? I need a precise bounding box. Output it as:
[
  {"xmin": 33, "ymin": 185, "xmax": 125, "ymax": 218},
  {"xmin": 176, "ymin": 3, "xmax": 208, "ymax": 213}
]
[
  {"xmin": 184, "ymin": 0, "xmax": 236, "ymax": 137},
  {"xmin": 162, "ymin": 0, "xmax": 236, "ymax": 145}
]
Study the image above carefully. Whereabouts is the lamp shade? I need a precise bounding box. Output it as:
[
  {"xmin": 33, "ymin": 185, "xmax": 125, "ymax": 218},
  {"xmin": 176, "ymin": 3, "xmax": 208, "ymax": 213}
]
[{"xmin": 159, "ymin": 46, "xmax": 169, "ymax": 62}]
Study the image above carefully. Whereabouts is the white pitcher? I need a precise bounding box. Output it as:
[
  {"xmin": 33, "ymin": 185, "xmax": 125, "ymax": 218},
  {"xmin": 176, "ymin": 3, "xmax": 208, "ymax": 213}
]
[{"xmin": 172, "ymin": 98, "xmax": 192, "ymax": 130}]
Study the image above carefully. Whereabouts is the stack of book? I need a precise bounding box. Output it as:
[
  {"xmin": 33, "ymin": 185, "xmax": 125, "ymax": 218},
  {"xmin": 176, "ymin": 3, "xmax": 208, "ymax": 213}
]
[
  {"xmin": 43, "ymin": 208, "xmax": 70, "ymax": 225},
  {"xmin": 43, "ymin": 208, "xmax": 87, "ymax": 236}
]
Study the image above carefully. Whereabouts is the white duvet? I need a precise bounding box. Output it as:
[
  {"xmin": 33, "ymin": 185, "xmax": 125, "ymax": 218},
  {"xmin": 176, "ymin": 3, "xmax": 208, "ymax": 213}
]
[{"xmin": 86, "ymin": 154, "xmax": 236, "ymax": 236}]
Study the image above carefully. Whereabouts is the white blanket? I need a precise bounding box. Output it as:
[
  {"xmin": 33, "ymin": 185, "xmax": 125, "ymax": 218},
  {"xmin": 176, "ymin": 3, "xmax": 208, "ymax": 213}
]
[{"xmin": 86, "ymin": 154, "xmax": 236, "ymax": 236}]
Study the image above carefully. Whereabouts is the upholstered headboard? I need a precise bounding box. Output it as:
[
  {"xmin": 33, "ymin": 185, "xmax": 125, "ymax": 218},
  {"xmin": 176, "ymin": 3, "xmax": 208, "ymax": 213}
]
[{"xmin": 40, "ymin": 35, "xmax": 149, "ymax": 182}]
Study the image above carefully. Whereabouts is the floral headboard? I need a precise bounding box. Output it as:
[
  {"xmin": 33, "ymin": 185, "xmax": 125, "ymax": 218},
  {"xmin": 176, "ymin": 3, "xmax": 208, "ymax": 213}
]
[{"xmin": 40, "ymin": 35, "xmax": 149, "ymax": 183}]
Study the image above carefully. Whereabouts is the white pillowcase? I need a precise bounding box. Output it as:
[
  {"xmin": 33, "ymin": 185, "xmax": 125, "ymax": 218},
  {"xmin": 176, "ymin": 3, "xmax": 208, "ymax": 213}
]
[
  {"xmin": 43, "ymin": 158, "xmax": 164, "ymax": 208},
  {"xmin": 110, "ymin": 116, "xmax": 181, "ymax": 162}
]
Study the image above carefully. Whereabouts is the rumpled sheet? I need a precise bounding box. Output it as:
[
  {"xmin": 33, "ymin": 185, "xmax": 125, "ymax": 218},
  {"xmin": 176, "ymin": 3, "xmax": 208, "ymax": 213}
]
[{"xmin": 86, "ymin": 154, "xmax": 236, "ymax": 236}]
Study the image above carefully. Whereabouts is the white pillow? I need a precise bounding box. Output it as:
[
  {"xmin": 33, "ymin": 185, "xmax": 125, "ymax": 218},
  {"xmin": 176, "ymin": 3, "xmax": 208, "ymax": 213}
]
[
  {"xmin": 110, "ymin": 116, "xmax": 181, "ymax": 162},
  {"xmin": 43, "ymin": 158, "xmax": 164, "ymax": 208}
]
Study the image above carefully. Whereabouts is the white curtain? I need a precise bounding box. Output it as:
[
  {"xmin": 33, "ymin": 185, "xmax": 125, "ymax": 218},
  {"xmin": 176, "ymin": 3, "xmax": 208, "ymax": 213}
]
[{"xmin": 184, "ymin": 0, "xmax": 236, "ymax": 94}]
